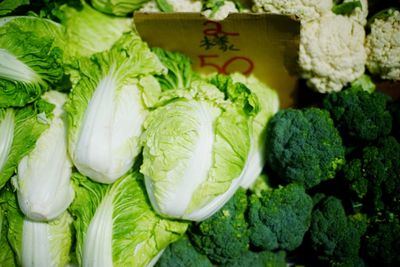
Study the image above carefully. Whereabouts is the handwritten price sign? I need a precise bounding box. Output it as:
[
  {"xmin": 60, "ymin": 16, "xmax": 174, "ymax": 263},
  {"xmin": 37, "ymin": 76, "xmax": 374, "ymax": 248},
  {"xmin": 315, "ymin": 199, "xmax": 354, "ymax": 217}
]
[
  {"xmin": 134, "ymin": 13, "xmax": 300, "ymax": 108},
  {"xmin": 198, "ymin": 21, "xmax": 254, "ymax": 75}
]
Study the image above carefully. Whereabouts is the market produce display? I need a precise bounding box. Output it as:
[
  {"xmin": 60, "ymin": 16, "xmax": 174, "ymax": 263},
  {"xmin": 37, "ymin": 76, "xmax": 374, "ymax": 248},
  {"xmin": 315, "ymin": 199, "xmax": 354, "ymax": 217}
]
[{"xmin": 0, "ymin": 0, "xmax": 399, "ymax": 266}]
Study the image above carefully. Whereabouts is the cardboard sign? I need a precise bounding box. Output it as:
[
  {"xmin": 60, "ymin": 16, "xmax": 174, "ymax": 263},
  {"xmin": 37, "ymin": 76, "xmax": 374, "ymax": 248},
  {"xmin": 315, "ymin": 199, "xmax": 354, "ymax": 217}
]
[{"xmin": 134, "ymin": 13, "xmax": 301, "ymax": 108}]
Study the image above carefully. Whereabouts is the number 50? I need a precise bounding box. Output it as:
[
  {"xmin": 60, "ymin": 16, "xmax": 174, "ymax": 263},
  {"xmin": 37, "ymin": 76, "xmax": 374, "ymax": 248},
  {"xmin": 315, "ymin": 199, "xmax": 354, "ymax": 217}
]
[{"xmin": 199, "ymin": 55, "xmax": 254, "ymax": 75}]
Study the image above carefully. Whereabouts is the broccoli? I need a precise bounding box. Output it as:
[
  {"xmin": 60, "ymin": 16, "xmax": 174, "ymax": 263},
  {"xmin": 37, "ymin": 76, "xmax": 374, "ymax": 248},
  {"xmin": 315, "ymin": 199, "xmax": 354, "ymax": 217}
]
[
  {"xmin": 323, "ymin": 87, "xmax": 392, "ymax": 142},
  {"xmin": 343, "ymin": 136, "xmax": 400, "ymax": 212},
  {"xmin": 330, "ymin": 257, "xmax": 366, "ymax": 267},
  {"xmin": 188, "ymin": 188, "xmax": 249, "ymax": 264},
  {"xmin": 248, "ymin": 183, "xmax": 313, "ymax": 251},
  {"xmin": 221, "ymin": 250, "xmax": 287, "ymax": 267},
  {"xmin": 389, "ymin": 99, "xmax": 400, "ymax": 140},
  {"xmin": 362, "ymin": 214, "xmax": 400, "ymax": 266},
  {"xmin": 266, "ymin": 108, "xmax": 345, "ymax": 189},
  {"xmin": 309, "ymin": 196, "xmax": 366, "ymax": 262},
  {"xmin": 155, "ymin": 236, "xmax": 213, "ymax": 267}
]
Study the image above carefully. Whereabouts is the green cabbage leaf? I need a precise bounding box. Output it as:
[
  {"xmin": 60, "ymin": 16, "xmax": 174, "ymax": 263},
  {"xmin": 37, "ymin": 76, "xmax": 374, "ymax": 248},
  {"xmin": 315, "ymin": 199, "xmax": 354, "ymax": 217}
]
[
  {"xmin": 0, "ymin": 16, "xmax": 64, "ymax": 107},
  {"xmin": 69, "ymin": 171, "xmax": 188, "ymax": 267},
  {"xmin": 66, "ymin": 32, "xmax": 165, "ymax": 184}
]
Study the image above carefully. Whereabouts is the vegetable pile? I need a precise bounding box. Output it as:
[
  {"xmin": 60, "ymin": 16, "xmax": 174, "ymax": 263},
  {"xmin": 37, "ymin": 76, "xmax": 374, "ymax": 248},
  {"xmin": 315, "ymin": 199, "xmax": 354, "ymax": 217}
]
[{"xmin": 0, "ymin": 0, "xmax": 399, "ymax": 267}]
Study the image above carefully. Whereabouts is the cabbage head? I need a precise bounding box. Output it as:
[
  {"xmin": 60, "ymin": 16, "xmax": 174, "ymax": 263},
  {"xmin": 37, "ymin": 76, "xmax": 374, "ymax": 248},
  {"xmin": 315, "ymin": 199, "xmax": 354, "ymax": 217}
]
[
  {"xmin": 0, "ymin": 16, "xmax": 64, "ymax": 107},
  {"xmin": 2, "ymin": 188, "xmax": 73, "ymax": 267},
  {"xmin": 0, "ymin": 102, "xmax": 52, "ymax": 190},
  {"xmin": 140, "ymin": 51, "xmax": 258, "ymax": 221},
  {"xmin": 69, "ymin": 171, "xmax": 188, "ymax": 267},
  {"xmin": 66, "ymin": 32, "xmax": 165, "ymax": 184},
  {"xmin": 14, "ymin": 91, "xmax": 74, "ymax": 222}
]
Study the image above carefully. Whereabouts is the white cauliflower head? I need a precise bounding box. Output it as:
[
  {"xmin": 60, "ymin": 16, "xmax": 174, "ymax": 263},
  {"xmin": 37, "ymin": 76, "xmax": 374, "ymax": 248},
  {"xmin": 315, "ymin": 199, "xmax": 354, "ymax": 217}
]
[
  {"xmin": 366, "ymin": 9, "xmax": 400, "ymax": 81},
  {"xmin": 202, "ymin": 1, "xmax": 238, "ymax": 20},
  {"xmin": 299, "ymin": 13, "xmax": 366, "ymax": 93},
  {"xmin": 252, "ymin": 0, "xmax": 333, "ymax": 21}
]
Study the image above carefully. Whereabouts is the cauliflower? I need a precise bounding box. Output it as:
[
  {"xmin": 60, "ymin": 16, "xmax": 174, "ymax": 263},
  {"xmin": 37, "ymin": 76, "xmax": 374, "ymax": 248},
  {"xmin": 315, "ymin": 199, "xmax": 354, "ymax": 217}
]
[
  {"xmin": 299, "ymin": 13, "xmax": 366, "ymax": 93},
  {"xmin": 252, "ymin": 0, "xmax": 333, "ymax": 21},
  {"xmin": 139, "ymin": 0, "xmax": 202, "ymax": 12},
  {"xmin": 365, "ymin": 9, "xmax": 400, "ymax": 81},
  {"xmin": 202, "ymin": 1, "xmax": 238, "ymax": 20}
]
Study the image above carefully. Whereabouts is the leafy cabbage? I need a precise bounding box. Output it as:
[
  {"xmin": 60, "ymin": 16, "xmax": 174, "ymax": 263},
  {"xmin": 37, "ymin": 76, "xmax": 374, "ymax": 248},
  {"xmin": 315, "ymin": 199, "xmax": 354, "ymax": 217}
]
[
  {"xmin": 2, "ymin": 188, "xmax": 73, "ymax": 267},
  {"xmin": 0, "ymin": 16, "xmax": 64, "ymax": 107},
  {"xmin": 14, "ymin": 91, "xmax": 74, "ymax": 221},
  {"xmin": 0, "ymin": 104, "xmax": 51, "ymax": 190},
  {"xmin": 66, "ymin": 32, "xmax": 165, "ymax": 184},
  {"xmin": 69, "ymin": 171, "xmax": 188, "ymax": 267},
  {"xmin": 55, "ymin": 2, "xmax": 132, "ymax": 59},
  {"xmin": 91, "ymin": 0, "xmax": 151, "ymax": 16},
  {"xmin": 140, "ymin": 49, "xmax": 257, "ymax": 221},
  {"xmin": 230, "ymin": 73, "xmax": 279, "ymax": 188}
]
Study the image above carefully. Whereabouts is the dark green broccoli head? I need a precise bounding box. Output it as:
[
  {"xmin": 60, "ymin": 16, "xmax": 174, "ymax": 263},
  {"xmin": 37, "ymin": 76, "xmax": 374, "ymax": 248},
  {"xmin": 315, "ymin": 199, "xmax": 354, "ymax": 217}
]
[
  {"xmin": 363, "ymin": 215, "xmax": 400, "ymax": 266},
  {"xmin": 310, "ymin": 196, "xmax": 364, "ymax": 261},
  {"xmin": 221, "ymin": 250, "xmax": 286, "ymax": 267},
  {"xmin": 266, "ymin": 108, "xmax": 345, "ymax": 189},
  {"xmin": 248, "ymin": 183, "xmax": 313, "ymax": 251},
  {"xmin": 323, "ymin": 87, "xmax": 392, "ymax": 142},
  {"xmin": 343, "ymin": 136, "xmax": 400, "ymax": 212},
  {"xmin": 189, "ymin": 188, "xmax": 249, "ymax": 264},
  {"xmin": 155, "ymin": 236, "xmax": 213, "ymax": 267}
]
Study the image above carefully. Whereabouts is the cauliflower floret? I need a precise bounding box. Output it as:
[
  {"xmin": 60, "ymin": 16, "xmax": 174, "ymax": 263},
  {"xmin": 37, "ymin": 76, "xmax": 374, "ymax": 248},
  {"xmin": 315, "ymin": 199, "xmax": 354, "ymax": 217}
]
[
  {"xmin": 366, "ymin": 9, "xmax": 400, "ymax": 81},
  {"xmin": 139, "ymin": 0, "xmax": 162, "ymax": 12},
  {"xmin": 252, "ymin": 0, "xmax": 333, "ymax": 21},
  {"xmin": 168, "ymin": 0, "xmax": 202, "ymax": 12},
  {"xmin": 343, "ymin": 0, "xmax": 368, "ymax": 26},
  {"xmin": 202, "ymin": 1, "xmax": 238, "ymax": 20},
  {"xmin": 299, "ymin": 13, "xmax": 366, "ymax": 93},
  {"xmin": 139, "ymin": 0, "xmax": 202, "ymax": 12}
]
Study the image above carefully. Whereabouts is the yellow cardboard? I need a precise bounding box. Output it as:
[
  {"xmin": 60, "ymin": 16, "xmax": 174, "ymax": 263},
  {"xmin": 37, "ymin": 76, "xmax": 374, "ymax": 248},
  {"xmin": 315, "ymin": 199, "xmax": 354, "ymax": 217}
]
[{"xmin": 134, "ymin": 12, "xmax": 300, "ymax": 108}]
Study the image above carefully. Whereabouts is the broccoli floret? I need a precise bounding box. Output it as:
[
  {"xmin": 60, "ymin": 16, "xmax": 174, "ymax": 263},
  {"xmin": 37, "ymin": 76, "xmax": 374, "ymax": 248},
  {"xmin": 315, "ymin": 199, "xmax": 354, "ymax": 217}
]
[
  {"xmin": 310, "ymin": 196, "xmax": 365, "ymax": 261},
  {"xmin": 155, "ymin": 236, "xmax": 213, "ymax": 267},
  {"xmin": 363, "ymin": 215, "xmax": 400, "ymax": 266},
  {"xmin": 221, "ymin": 250, "xmax": 287, "ymax": 267},
  {"xmin": 189, "ymin": 188, "xmax": 249, "ymax": 264},
  {"xmin": 331, "ymin": 257, "xmax": 366, "ymax": 267},
  {"xmin": 389, "ymin": 99, "xmax": 400, "ymax": 140},
  {"xmin": 343, "ymin": 136, "xmax": 400, "ymax": 212},
  {"xmin": 266, "ymin": 108, "xmax": 345, "ymax": 189},
  {"xmin": 323, "ymin": 87, "xmax": 392, "ymax": 142},
  {"xmin": 248, "ymin": 183, "xmax": 313, "ymax": 251}
]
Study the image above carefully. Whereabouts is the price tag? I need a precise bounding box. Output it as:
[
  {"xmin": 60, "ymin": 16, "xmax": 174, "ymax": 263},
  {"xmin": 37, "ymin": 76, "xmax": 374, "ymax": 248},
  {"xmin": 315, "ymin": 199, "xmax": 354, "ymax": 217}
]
[{"xmin": 134, "ymin": 12, "xmax": 300, "ymax": 108}]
